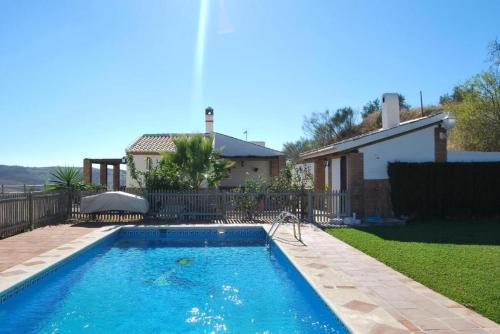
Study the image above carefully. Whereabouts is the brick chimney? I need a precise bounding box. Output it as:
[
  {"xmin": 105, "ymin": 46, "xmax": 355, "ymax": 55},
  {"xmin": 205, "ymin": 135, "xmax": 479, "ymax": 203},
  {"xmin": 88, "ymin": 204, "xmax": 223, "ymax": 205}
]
[
  {"xmin": 205, "ymin": 106, "xmax": 214, "ymax": 134},
  {"xmin": 381, "ymin": 93, "xmax": 400, "ymax": 129}
]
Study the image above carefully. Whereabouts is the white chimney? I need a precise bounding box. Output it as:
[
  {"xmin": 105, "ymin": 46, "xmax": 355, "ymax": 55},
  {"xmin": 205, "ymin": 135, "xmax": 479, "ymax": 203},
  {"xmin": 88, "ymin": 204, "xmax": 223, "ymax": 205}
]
[
  {"xmin": 205, "ymin": 106, "xmax": 214, "ymax": 134},
  {"xmin": 381, "ymin": 93, "xmax": 400, "ymax": 129}
]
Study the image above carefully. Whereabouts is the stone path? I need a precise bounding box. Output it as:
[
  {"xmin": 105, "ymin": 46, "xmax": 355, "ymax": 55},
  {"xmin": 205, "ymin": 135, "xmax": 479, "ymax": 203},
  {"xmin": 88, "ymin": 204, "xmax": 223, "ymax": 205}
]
[{"xmin": 273, "ymin": 224, "xmax": 500, "ymax": 334}]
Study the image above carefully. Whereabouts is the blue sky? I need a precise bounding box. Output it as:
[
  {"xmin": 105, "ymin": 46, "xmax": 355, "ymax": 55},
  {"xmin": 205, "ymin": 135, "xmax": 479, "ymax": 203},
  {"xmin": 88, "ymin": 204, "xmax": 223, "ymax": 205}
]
[{"xmin": 1, "ymin": 0, "xmax": 499, "ymax": 167}]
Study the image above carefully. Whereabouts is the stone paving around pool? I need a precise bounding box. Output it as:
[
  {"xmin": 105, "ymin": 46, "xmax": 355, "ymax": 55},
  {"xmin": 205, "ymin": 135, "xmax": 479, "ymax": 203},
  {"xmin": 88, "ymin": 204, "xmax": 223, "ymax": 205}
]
[
  {"xmin": 0, "ymin": 225, "xmax": 119, "ymax": 299},
  {"xmin": 0, "ymin": 223, "xmax": 498, "ymax": 334},
  {"xmin": 0, "ymin": 224, "xmax": 102, "ymax": 272},
  {"xmin": 272, "ymin": 224, "xmax": 500, "ymax": 334}
]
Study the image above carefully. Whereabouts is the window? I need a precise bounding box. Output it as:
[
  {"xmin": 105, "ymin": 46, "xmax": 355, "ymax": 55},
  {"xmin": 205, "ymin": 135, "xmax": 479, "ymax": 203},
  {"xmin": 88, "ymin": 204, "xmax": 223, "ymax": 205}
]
[{"xmin": 145, "ymin": 157, "xmax": 153, "ymax": 171}]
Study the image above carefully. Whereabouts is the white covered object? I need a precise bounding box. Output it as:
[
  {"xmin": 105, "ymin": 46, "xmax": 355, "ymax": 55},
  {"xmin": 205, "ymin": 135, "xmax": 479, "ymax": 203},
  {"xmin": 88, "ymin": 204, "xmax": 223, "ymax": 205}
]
[{"xmin": 80, "ymin": 191, "xmax": 149, "ymax": 214}]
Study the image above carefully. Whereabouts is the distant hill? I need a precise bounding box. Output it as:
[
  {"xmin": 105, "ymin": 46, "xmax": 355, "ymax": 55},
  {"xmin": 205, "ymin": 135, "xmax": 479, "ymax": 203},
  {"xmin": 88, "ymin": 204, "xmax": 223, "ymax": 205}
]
[{"xmin": 0, "ymin": 165, "xmax": 126, "ymax": 188}]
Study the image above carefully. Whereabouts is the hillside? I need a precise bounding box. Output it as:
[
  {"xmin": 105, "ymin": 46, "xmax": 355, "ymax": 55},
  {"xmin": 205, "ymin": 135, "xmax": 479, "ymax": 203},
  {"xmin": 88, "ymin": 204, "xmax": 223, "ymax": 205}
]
[{"xmin": 0, "ymin": 165, "xmax": 126, "ymax": 187}]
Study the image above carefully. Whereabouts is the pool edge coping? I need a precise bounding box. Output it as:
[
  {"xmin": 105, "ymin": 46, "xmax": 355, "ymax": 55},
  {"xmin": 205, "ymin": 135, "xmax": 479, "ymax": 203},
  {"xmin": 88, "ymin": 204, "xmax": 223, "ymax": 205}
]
[{"xmin": 270, "ymin": 225, "xmax": 411, "ymax": 334}]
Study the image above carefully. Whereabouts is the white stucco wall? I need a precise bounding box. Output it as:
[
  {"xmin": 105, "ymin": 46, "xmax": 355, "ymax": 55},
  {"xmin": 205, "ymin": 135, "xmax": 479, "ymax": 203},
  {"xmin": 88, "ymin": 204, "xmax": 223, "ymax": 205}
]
[
  {"xmin": 127, "ymin": 155, "xmax": 273, "ymax": 188},
  {"xmin": 331, "ymin": 158, "xmax": 341, "ymax": 191},
  {"xmin": 448, "ymin": 151, "xmax": 500, "ymax": 162},
  {"xmin": 220, "ymin": 160, "xmax": 271, "ymax": 188},
  {"xmin": 126, "ymin": 154, "xmax": 162, "ymax": 187},
  {"xmin": 359, "ymin": 126, "xmax": 437, "ymax": 180}
]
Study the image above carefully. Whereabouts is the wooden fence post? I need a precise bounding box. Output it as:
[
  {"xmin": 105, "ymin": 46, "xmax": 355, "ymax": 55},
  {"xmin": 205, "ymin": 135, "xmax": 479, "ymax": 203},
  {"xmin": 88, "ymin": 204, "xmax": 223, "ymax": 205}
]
[
  {"xmin": 66, "ymin": 191, "xmax": 72, "ymax": 221},
  {"xmin": 307, "ymin": 192, "xmax": 313, "ymax": 224},
  {"xmin": 222, "ymin": 192, "xmax": 227, "ymax": 220},
  {"xmin": 28, "ymin": 192, "xmax": 34, "ymax": 230}
]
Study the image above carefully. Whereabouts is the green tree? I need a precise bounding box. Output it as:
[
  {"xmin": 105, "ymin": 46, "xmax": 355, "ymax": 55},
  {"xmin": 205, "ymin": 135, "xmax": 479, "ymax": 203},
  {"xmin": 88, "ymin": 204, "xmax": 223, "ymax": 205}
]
[
  {"xmin": 231, "ymin": 177, "xmax": 267, "ymax": 218},
  {"xmin": 126, "ymin": 153, "xmax": 144, "ymax": 188},
  {"xmin": 398, "ymin": 93, "xmax": 411, "ymax": 110},
  {"xmin": 206, "ymin": 152, "xmax": 235, "ymax": 188},
  {"xmin": 163, "ymin": 135, "xmax": 234, "ymax": 189},
  {"xmin": 362, "ymin": 98, "xmax": 381, "ymax": 118},
  {"xmin": 284, "ymin": 95, "xmax": 412, "ymax": 161},
  {"xmin": 268, "ymin": 163, "xmax": 313, "ymax": 192},
  {"xmin": 282, "ymin": 137, "xmax": 314, "ymax": 162},
  {"xmin": 445, "ymin": 71, "xmax": 500, "ymax": 151},
  {"xmin": 303, "ymin": 107, "xmax": 359, "ymax": 147},
  {"xmin": 439, "ymin": 86, "xmax": 473, "ymax": 105},
  {"xmin": 488, "ymin": 38, "xmax": 500, "ymax": 68},
  {"xmin": 144, "ymin": 160, "xmax": 189, "ymax": 190},
  {"xmin": 128, "ymin": 135, "xmax": 235, "ymax": 190}
]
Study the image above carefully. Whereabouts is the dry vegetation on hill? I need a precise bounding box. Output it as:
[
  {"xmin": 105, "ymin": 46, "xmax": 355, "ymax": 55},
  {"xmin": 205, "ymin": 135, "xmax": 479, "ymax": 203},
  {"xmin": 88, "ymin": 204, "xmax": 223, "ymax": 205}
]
[{"xmin": 357, "ymin": 106, "xmax": 444, "ymax": 135}]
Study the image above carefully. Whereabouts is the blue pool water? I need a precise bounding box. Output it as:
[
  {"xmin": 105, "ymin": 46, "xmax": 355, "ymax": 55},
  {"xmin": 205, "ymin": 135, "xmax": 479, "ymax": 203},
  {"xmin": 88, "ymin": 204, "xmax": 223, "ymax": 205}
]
[{"xmin": 0, "ymin": 228, "xmax": 348, "ymax": 333}]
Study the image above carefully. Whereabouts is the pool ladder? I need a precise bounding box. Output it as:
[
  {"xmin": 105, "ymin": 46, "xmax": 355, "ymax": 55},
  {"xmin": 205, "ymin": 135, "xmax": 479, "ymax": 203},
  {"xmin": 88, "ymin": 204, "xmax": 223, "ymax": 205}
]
[{"xmin": 267, "ymin": 211, "xmax": 302, "ymax": 243}]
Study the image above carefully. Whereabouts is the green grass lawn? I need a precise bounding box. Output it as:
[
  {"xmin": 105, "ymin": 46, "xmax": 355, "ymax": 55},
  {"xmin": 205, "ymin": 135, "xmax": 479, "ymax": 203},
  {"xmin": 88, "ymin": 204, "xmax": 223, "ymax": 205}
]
[{"xmin": 326, "ymin": 221, "xmax": 500, "ymax": 323}]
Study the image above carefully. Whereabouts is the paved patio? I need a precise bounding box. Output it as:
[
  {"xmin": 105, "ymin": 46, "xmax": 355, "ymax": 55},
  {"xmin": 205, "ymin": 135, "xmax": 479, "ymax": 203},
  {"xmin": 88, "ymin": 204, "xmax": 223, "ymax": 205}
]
[
  {"xmin": 0, "ymin": 223, "xmax": 100, "ymax": 272},
  {"xmin": 272, "ymin": 224, "xmax": 500, "ymax": 334}
]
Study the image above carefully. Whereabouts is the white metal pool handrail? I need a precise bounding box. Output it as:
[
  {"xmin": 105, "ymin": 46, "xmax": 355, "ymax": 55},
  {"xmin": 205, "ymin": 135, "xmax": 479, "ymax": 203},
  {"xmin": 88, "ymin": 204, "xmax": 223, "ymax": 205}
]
[{"xmin": 267, "ymin": 211, "xmax": 301, "ymax": 242}]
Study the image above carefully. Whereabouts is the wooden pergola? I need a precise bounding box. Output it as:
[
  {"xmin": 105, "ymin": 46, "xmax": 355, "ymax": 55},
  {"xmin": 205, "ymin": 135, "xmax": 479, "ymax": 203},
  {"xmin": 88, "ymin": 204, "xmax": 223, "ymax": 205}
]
[{"xmin": 83, "ymin": 158, "xmax": 125, "ymax": 191}]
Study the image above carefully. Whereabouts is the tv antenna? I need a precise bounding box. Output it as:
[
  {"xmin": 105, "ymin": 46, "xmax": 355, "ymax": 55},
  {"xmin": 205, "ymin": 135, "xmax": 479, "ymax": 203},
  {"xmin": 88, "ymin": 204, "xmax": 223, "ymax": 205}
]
[
  {"xmin": 420, "ymin": 90, "xmax": 424, "ymax": 117},
  {"xmin": 243, "ymin": 129, "xmax": 248, "ymax": 141}
]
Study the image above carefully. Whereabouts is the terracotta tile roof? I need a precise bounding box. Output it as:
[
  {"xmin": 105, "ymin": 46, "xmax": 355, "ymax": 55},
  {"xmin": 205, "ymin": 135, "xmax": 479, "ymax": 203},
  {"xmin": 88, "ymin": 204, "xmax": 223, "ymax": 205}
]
[
  {"xmin": 126, "ymin": 134, "xmax": 177, "ymax": 154},
  {"xmin": 126, "ymin": 132, "xmax": 284, "ymax": 158}
]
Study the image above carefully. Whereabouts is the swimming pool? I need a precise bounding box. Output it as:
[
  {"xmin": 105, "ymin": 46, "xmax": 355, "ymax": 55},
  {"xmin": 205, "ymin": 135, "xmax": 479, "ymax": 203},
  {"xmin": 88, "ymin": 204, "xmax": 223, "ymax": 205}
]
[{"xmin": 0, "ymin": 227, "xmax": 349, "ymax": 333}]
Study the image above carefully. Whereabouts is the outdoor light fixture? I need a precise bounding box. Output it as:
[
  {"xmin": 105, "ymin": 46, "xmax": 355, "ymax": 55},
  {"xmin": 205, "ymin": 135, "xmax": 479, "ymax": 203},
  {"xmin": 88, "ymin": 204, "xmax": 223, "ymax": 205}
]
[
  {"xmin": 441, "ymin": 113, "xmax": 457, "ymax": 130},
  {"xmin": 121, "ymin": 156, "xmax": 127, "ymax": 164},
  {"xmin": 323, "ymin": 159, "xmax": 330, "ymax": 167}
]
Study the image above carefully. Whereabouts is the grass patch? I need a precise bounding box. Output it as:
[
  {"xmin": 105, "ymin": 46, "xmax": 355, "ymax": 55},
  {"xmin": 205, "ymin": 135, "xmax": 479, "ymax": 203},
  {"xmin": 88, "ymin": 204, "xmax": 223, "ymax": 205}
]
[{"xmin": 326, "ymin": 221, "xmax": 500, "ymax": 323}]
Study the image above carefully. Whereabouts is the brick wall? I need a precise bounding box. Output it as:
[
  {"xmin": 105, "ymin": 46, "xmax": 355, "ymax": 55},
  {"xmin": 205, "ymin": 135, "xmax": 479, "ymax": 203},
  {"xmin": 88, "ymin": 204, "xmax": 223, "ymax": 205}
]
[
  {"xmin": 363, "ymin": 179, "xmax": 392, "ymax": 217},
  {"xmin": 314, "ymin": 158, "xmax": 325, "ymax": 191},
  {"xmin": 346, "ymin": 152, "xmax": 364, "ymax": 216},
  {"xmin": 270, "ymin": 156, "xmax": 287, "ymax": 178},
  {"xmin": 434, "ymin": 127, "xmax": 447, "ymax": 162},
  {"xmin": 99, "ymin": 163, "xmax": 108, "ymax": 186},
  {"xmin": 327, "ymin": 159, "xmax": 333, "ymax": 190},
  {"xmin": 270, "ymin": 159, "xmax": 279, "ymax": 178},
  {"xmin": 83, "ymin": 159, "xmax": 92, "ymax": 184}
]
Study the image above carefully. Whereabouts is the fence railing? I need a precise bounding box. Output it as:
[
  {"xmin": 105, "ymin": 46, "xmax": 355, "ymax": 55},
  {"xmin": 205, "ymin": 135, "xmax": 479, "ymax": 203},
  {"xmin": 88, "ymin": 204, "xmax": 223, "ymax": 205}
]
[
  {"xmin": 1, "ymin": 189, "xmax": 351, "ymax": 239},
  {"xmin": 143, "ymin": 189, "xmax": 350, "ymax": 224},
  {"xmin": 0, "ymin": 192, "xmax": 69, "ymax": 239},
  {"xmin": 0, "ymin": 184, "xmax": 45, "ymax": 194},
  {"xmin": 144, "ymin": 191, "xmax": 308, "ymax": 221},
  {"xmin": 308, "ymin": 191, "xmax": 351, "ymax": 225}
]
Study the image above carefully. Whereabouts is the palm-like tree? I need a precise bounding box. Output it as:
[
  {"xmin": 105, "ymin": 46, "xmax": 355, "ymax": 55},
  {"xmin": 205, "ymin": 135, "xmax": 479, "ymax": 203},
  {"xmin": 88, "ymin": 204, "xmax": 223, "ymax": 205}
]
[
  {"xmin": 162, "ymin": 134, "xmax": 234, "ymax": 189},
  {"xmin": 48, "ymin": 167, "xmax": 85, "ymax": 191}
]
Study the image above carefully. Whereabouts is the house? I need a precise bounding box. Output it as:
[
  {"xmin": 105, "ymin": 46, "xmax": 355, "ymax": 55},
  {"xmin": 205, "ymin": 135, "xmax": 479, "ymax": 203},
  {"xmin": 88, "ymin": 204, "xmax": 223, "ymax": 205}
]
[
  {"xmin": 125, "ymin": 107, "xmax": 286, "ymax": 188},
  {"xmin": 299, "ymin": 93, "xmax": 457, "ymax": 218}
]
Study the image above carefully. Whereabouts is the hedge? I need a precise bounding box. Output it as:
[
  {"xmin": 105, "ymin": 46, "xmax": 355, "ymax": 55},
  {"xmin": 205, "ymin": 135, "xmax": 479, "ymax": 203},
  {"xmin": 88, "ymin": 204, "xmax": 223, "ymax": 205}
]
[{"xmin": 387, "ymin": 162, "xmax": 500, "ymax": 218}]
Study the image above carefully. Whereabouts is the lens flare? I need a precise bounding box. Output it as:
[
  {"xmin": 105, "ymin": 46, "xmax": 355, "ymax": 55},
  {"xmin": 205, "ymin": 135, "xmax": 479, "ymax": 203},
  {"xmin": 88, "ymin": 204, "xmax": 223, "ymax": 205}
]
[{"xmin": 192, "ymin": 0, "xmax": 210, "ymax": 114}]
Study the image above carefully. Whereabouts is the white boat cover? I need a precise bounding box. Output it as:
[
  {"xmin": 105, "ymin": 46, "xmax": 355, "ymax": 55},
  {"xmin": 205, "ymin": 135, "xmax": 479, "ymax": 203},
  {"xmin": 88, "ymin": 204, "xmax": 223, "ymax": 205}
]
[{"xmin": 80, "ymin": 191, "xmax": 149, "ymax": 214}]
